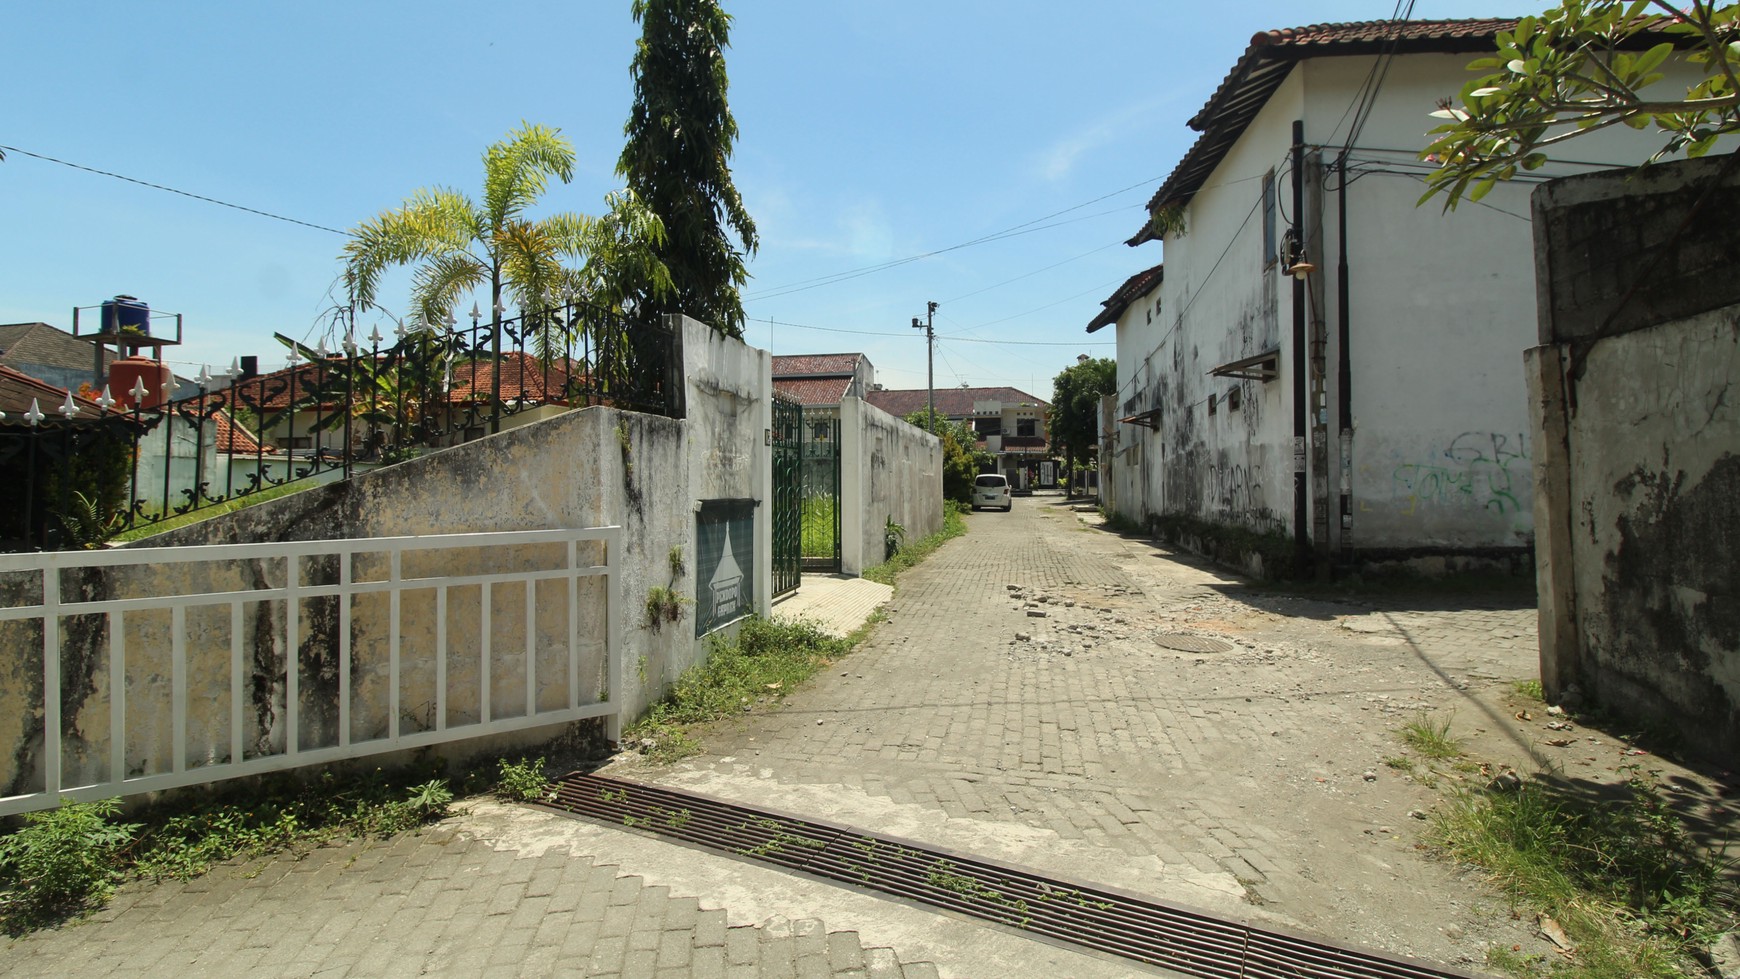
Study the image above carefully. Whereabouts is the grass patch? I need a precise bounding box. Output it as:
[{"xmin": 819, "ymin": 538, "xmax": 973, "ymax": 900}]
[
  {"xmin": 1400, "ymin": 712, "xmax": 1463, "ymax": 760},
  {"xmin": 626, "ymin": 616, "xmax": 853, "ymax": 763},
  {"xmin": 1427, "ymin": 770, "xmax": 1735, "ymax": 978},
  {"xmin": 800, "ymin": 496, "xmax": 838, "ymax": 559},
  {"xmin": 863, "ymin": 501, "xmax": 966, "ymax": 587},
  {"xmin": 0, "ymin": 763, "xmax": 456, "ymax": 935},
  {"xmin": 1514, "ymin": 679, "xmax": 1546, "ymax": 703},
  {"xmin": 108, "ymin": 480, "xmax": 316, "ymax": 544}
]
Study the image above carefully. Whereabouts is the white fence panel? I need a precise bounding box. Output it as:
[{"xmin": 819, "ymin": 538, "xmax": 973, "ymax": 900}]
[{"xmin": 0, "ymin": 528, "xmax": 621, "ymax": 816}]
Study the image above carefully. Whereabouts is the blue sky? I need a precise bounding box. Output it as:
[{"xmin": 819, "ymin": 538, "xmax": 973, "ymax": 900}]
[{"xmin": 3, "ymin": 1, "xmax": 1514, "ymax": 400}]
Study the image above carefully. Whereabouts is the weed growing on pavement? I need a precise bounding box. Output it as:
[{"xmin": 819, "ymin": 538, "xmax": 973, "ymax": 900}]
[
  {"xmin": 495, "ymin": 757, "xmax": 552, "ymax": 803},
  {"xmin": 864, "ymin": 502, "xmax": 966, "ymax": 586},
  {"xmin": 625, "ymin": 616, "xmax": 852, "ymax": 763},
  {"xmin": 1427, "ymin": 769, "xmax": 1735, "ymax": 979},
  {"xmin": 1400, "ymin": 712, "xmax": 1463, "ymax": 759},
  {"xmin": 925, "ymin": 860, "xmax": 1032, "ymax": 926},
  {"xmin": 0, "ymin": 799, "xmax": 138, "ymax": 933},
  {"xmin": 0, "ymin": 764, "xmax": 460, "ymax": 935},
  {"xmin": 1513, "ymin": 679, "xmax": 1545, "ymax": 702}
]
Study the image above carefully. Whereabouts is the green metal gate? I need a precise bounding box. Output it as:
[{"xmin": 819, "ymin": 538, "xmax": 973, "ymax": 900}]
[
  {"xmin": 800, "ymin": 409, "xmax": 842, "ymax": 572},
  {"xmin": 771, "ymin": 394, "xmax": 803, "ymax": 598}
]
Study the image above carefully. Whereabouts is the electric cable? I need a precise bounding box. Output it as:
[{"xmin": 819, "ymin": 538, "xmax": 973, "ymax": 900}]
[{"xmin": 0, "ymin": 143, "xmax": 353, "ymax": 236}]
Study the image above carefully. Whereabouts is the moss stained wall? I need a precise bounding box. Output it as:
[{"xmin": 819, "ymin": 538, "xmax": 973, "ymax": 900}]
[
  {"xmin": 1, "ymin": 316, "xmax": 773, "ymax": 797},
  {"xmin": 1531, "ymin": 157, "xmax": 1740, "ymax": 762}
]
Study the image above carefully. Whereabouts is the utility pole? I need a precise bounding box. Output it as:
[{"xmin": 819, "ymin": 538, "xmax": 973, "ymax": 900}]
[{"xmin": 911, "ymin": 301, "xmax": 937, "ymax": 433}]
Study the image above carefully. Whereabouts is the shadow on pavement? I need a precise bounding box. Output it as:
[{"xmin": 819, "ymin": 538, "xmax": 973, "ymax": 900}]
[{"xmin": 1084, "ymin": 524, "xmax": 1537, "ymax": 617}]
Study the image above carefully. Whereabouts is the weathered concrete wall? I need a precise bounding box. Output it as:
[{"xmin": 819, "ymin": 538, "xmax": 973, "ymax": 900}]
[
  {"xmin": 838, "ymin": 397, "xmax": 942, "ymax": 575},
  {"xmin": 1530, "ymin": 155, "xmax": 1740, "ymax": 762},
  {"xmin": 1, "ymin": 316, "xmax": 774, "ymax": 797}
]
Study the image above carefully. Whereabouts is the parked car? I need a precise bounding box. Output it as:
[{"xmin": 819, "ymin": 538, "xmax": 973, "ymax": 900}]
[{"xmin": 972, "ymin": 473, "xmax": 1012, "ymax": 511}]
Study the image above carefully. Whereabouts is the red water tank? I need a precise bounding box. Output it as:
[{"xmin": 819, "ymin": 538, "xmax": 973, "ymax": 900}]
[{"xmin": 110, "ymin": 355, "xmax": 174, "ymax": 410}]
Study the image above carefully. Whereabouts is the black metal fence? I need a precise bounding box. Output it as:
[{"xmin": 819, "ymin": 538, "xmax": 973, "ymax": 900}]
[{"xmin": 0, "ymin": 301, "xmax": 683, "ymax": 552}]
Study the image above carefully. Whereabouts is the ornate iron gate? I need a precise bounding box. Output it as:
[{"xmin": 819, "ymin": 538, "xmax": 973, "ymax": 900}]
[
  {"xmin": 800, "ymin": 409, "xmax": 842, "ymax": 572},
  {"xmin": 770, "ymin": 394, "xmax": 802, "ymax": 597}
]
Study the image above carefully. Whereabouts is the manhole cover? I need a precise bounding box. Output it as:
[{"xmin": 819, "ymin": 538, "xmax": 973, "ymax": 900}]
[{"xmin": 1154, "ymin": 633, "xmax": 1233, "ymax": 653}]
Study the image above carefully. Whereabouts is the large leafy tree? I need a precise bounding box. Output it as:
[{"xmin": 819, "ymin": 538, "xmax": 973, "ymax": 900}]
[
  {"xmin": 1420, "ymin": 1, "xmax": 1740, "ymax": 207},
  {"xmin": 618, "ymin": 0, "xmax": 759, "ymax": 337},
  {"xmin": 1051, "ymin": 357, "xmax": 1117, "ymax": 480}
]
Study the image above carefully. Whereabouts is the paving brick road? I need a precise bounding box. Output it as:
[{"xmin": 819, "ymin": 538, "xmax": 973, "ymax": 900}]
[
  {"xmin": 1, "ymin": 800, "xmax": 956, "ymax": 979},
  {"xmin": 617, "ymin": 493, "xmax": 1562, "ymax": 971},
  {"xmin": 10, "ymin": 491, "xmax": 1730, "ymax": 977}
]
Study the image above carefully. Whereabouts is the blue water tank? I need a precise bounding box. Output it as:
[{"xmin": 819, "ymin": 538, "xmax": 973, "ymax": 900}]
[{"xmin": 101, "ymin": 295, "xmax": 150, "ymax": 336}]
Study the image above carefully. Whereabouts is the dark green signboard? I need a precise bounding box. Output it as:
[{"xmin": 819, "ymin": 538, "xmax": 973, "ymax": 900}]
[{"xmin": 696, "ymin": 499, "xmax": 756, "ymax": 636}]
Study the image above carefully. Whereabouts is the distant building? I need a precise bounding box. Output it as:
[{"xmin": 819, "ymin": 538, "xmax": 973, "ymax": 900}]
[
  {"xmin": 866, "ymin": 386, "xmax": 1055, "ymax": 489},
  {"xmin": 0, "ymin": 321, "xmax": 195, "ymax": 401},
  {"xmin": 771, "ymin": 353, "xmax": 875, "ymax": 408}
]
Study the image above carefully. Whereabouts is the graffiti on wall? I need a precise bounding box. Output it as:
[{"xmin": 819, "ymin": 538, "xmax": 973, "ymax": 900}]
[
  {"xmin": 1391, "ymin": 432, "xmax": 1530, "ymax": 516},
  {"xmin": 1211, "ymin": 459, "xmax": 1263, "ymax": 516}
]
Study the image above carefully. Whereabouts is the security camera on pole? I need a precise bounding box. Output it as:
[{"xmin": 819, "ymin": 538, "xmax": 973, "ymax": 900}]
[{"xmin": 911, "ymin": 301, "xmax": 937, "ymax": 433}]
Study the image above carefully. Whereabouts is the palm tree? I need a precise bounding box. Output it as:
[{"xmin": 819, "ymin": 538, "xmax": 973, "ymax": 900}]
[
  {"xmin": 340, "ymin": 122, "xmax": 588, "ymax": 328},
  {"xmin": 342, "ymin": 125, "xmax": 675, "ymax": 408}
]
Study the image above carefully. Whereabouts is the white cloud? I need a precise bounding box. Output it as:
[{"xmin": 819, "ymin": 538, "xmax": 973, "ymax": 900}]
[{"xmin": 1036, "ymin": 94, "xmax": 1174, "ymax": 181}]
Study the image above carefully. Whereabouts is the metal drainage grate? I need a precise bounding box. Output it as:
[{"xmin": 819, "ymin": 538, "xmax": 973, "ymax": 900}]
[
  {"xmin": 1154, "ymin": 633, "xmax": 1234, "ymax": 654},
  {"xmin": 548, "ymin": 773, "xmax": 1487, "ymax": 979}
]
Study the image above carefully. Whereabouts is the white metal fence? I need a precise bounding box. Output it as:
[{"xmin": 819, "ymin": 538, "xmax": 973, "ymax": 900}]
[{"xmin": 0, "ymin": 528, "xmax": 621, "ymax": 816}]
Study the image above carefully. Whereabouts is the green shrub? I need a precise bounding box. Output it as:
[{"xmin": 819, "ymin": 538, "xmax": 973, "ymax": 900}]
[
  {"xmin": 496, "ymin": 758, "xmax": 552, "ymax": 803},
  {"xmin": 0, "ymin": 799, "xmax": 138, "ymax": 931}
]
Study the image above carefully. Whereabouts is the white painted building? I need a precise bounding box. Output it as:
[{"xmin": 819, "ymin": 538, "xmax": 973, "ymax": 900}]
[{"xmin": 1095, "ymin": 18, "xmax": 1684, "ymax": 570}]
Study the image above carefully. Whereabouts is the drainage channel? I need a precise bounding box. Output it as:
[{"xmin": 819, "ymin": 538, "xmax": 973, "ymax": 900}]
[{"xmin": 548, "ymin": 772, "xmax": 1487, "ymax": 979}]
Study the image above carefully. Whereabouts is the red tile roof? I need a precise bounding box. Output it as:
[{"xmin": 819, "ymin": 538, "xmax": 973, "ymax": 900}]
[
  {"xmin": 230, "ymin": 352, "xmax": 578, "ymax": 410},
  {"xmin": 773, "ymin": 377, "xmax": 853, "ymax": 407},
  {"xmin": 0, "ymin": 363, "xmax": 108, "ymax": 423},
  {"xmin": 1087, "ymin": 263, "xmax": 1165, "ymax": 333},
  {"xmin": 771, "ymin": 353, "xmax": 865, "ymax": 378},
  {"xmin": 211, "ymin": 410, "xmax": 270, "ymax": 455},
  {"xmin": 175, "ymin": 395, "xmax": 274, "ymax": 455},
  {"xmin": 866, "ymin": 386, "xmax": 1048, "ymax": 421},
  {"xmin": 1129, "ymin": 19, "xmax": 1520, "ymax": 244},
  {"xmin": 229, "ymin": 359, "xmax": 355, "ymax": 411},
  {"xmin": 447, "ymin": 352, "xmax": 578, "ymax": 405}
]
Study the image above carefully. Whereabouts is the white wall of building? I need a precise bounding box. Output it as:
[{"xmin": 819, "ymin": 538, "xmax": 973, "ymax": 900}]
[{"xmin": 1111, "ymin": 49, "xmax": 1689, "ymax": 557}]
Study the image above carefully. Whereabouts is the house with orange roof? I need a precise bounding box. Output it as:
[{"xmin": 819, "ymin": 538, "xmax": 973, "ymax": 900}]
[{"xmin": 866, "ymin": 384, "xmax": 1055, "ymax": 490}]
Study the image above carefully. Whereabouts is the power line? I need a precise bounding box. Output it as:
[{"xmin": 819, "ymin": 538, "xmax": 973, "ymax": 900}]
[
  {"xmin": 941, "ymin": 277, "xmax": 1128, "ymax": 336},
  {"xmin": 755, "ymin": 316, "xmax": 1110, "ymax": 346},
  {"xmin": 941, "ymin": 241, "xmax": 1122, "ymax": 305},
  {"xmin": 742, "ymin": 174, "xmax": 1164, "ymax": 303},
  {"xmin": 744, "ymin": 206, "xmax": 1135, "ymax": 303},
  {"xmin": 0, "ymin": 143, "xmax": 354, "ymax": 236}
]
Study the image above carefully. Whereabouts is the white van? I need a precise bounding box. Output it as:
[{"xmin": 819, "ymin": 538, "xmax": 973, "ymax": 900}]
[{"xmin": 972, "ymin": 473, "xmax": 1012, "ymax": 511}]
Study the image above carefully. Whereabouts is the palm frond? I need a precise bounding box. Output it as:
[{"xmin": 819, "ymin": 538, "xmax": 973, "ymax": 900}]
[
  {"xmin": 341, "ymin": 188, "xmax": 483, "ymax": 310},
  {"xmin": 537, "ymin": 211, "xmax": 597, "ymax": 261},
  {"xmin": 481, "ymin": 122, "xmax": 577, "ymax": 230},
  {"xmin": 410, "ymin": 253, "xmax": 487, "ymax": 327}
]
